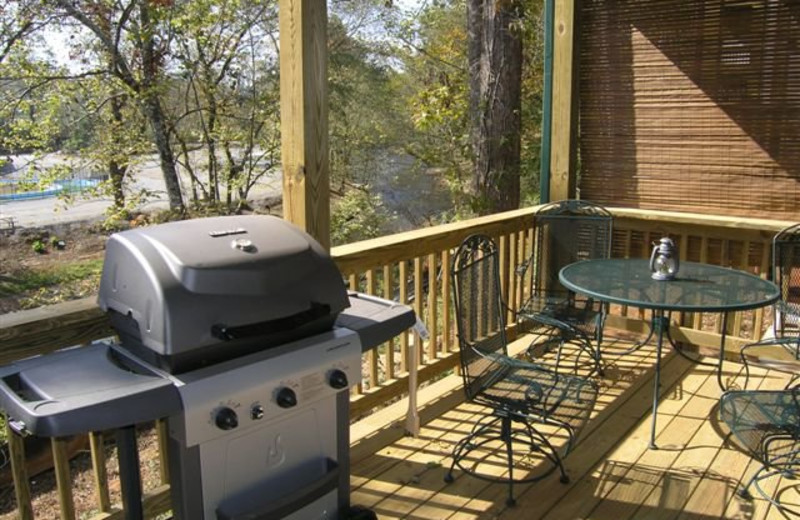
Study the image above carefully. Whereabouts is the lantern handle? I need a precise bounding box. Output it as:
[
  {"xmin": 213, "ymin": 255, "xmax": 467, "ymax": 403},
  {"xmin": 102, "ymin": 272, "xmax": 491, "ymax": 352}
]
[{"xmin": 649, "ymin": 242, "xmax": 659, "ymax": 273}]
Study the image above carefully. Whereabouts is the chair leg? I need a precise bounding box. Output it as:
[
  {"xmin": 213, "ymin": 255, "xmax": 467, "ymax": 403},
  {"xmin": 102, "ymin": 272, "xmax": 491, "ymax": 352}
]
[
  {"xmin": 444, "ymin": 413, "xmax": 572, "ymax": 499},
  {"xmin": 444, "ymin": 415, "xmax": 500, "ymax": 484},
  {"xmin": 741, "ymin": 462, "xmax": 800, "ymax": 518},
  {"xmin": 595, "ymin": 316, "xmax": 605, "ymax": 377},
  {"xmin": 528, "ymin": 425, "xmax": 570, "ymax": 484},
  {"xmin": 739, "ymin": 467, "xmax": 758, "ymax": 499},
  {"xmin": 501, "ymin": 416, "xmax": 516, "ymax": 507}
]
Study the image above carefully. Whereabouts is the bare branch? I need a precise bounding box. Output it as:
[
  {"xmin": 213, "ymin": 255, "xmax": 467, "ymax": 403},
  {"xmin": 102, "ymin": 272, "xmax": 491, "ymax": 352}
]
[{"xmin": 53, "ymin": 0, "xmax": 139, "ymax": 89}]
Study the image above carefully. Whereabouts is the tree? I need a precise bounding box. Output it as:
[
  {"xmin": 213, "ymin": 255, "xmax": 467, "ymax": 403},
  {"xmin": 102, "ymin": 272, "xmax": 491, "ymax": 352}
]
[
  {"xmin": 53, "ymin": 0, "xmax": 185, "ymax": 211},
  {"xmin": 169, "ymin": 0, "xmax": 281, "ymax": 207},
  {"xmin": 468, "ymin": 0, "xmax": 523, "ymax": 214},
  {"xmin": 394, "ymin": 0, "xmax": 472, "ymax": 213}
]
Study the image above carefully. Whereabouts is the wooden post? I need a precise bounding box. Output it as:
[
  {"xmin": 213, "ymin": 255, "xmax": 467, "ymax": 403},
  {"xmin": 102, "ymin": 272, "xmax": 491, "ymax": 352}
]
[
  {"xmin": 549, "ymin": 0, "xmax": 580, "ymax": 201},
  {"xmin": 279, "ymin": 0, "xmax": 330, "ymax": 249}
]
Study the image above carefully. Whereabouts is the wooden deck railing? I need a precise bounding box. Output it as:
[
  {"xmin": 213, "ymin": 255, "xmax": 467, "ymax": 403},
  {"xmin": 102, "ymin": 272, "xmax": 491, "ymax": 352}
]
[{"xmin": 0, "ymin": 206, "xmax": 792, "ymax": 519}]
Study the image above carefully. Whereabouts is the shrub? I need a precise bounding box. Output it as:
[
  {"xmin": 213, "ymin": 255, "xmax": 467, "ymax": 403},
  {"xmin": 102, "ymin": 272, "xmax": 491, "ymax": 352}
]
[{"xmin": 32, "ymin": 240, "xmax": 46, "ymax": 254}]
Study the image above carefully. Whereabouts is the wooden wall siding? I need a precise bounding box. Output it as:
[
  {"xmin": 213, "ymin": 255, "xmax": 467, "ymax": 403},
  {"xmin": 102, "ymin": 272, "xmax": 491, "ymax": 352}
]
[{"xmin": 578, "ymin": 0, "xmax": 800, "ymax": 220}]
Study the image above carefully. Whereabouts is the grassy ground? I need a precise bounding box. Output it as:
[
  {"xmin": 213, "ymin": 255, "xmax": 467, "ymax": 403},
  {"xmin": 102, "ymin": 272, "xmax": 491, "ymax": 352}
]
[{"xmin": 0, "ymin": 259, "xmax": 104, "ymax": 309}]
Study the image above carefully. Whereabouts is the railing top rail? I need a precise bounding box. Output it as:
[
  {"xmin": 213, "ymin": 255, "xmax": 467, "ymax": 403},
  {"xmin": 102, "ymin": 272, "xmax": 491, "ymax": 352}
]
[
  {"xmin": 2, "ymin": 205, "xmax": 793, "ymax": 359},
  {"xmin": 332, "ymin": 205, "xmax": 541, "ymax": 274},
  {"xmin": 608, "ymin": 207, "xmax": 794, "ymax": 235}
]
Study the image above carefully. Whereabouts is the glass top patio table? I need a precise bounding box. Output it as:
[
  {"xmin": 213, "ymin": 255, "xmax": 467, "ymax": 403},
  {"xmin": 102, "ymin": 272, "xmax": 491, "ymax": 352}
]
[
  {"xmin": 559, "ymin": 259, "xmax": 779, "ymax": 313},
  {"xmin": 559, "ymin": 258, "xmax": 779, "ymax": 449}
]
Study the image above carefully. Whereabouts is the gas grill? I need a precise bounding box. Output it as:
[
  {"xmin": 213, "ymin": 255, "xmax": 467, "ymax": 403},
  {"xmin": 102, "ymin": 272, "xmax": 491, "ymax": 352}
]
[{"xmin": 0, "ymin": 215, "xmax": 415, "ymax": 519}]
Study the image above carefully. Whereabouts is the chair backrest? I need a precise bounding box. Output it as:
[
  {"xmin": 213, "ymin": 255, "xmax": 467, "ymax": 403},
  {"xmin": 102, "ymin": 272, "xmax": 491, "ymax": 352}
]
[
  {"xmin": 451, "ymin": 234, "xmax": 509, "ymax": 400},
  {"xmin": 773, "ymin": 223, "xmax": 800, "ymax": 338},
  {"xmin": 532, "ymin": 200, "xmax": 613, "ymax": 299}
]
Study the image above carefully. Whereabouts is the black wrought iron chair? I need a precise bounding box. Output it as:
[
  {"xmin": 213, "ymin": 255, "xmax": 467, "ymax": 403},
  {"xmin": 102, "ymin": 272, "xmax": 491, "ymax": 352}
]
[
  {"xmin": 740, "ymin": 223, "xmax": 800, "ymax": 389},
  {"xmin": 445, "ymin": 234, "xmax": 598, "ymax": 507},
  {"xmin": 517, "ymin": 199, "xmax": 613, "ymax": 375},
  {"xmin": 719, "ymin": 385, "xmax": 800, "ymax": 516}
]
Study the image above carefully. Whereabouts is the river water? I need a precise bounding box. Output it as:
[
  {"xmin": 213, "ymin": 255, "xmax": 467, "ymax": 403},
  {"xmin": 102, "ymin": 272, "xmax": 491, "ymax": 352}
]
[{"xmin": 0, "ymin": 152, "xmax": 453, "ymax": 231}]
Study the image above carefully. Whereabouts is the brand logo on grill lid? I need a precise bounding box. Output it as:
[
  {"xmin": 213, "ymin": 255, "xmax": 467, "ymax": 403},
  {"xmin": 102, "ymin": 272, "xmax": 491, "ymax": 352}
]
[{"xmin": 209, "ymin": 227, "xmax": 248, "ymax": 238}]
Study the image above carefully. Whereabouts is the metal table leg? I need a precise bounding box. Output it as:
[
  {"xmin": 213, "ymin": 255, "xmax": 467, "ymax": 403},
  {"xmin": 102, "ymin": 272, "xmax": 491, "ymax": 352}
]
[
  {"xmin": 649, "ymin": 310, "xmax": 667, "ymax": 449},
  {"xmin": 716, "ymin": 311, "xmax": 729, "ymax": 391}
]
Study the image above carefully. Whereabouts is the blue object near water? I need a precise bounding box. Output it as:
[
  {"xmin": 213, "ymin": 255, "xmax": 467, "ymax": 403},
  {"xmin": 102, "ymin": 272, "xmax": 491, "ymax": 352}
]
[{"xmin": 0, "ymin": 178, "xmax": 100, "ymax": 201}]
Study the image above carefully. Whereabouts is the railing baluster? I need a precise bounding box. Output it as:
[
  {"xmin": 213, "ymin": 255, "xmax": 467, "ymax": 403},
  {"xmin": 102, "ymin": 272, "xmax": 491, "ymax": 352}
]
[
  {"xmin": 399, "ymin": 261, "xmax": 410, "ymax": 373},
  {"xmin": 383, "ymin": 264, "xmax": 395, "ymax": 380},
  {"xmin": 347, "ymin": 273, "xmax": 363, "ymax": 395},
  {"xmin": 366, "ymin": 269, "xmax": 379, "ymax": 389},
  {"xmin": 52, "ymin": 436, "xmax": 76, "ymax": 520},
  {"xmin": 426, "ymin": 253, "xmax": 438, "ymax": 360},
  {"xmin": 6, "ymin": 420, "xmax": 33, "ymax": 520},
  {"xmin": 508, "ymin": 233, "xmax": 518, "ymax": 321},
  {"xmin": 499, "ymin": 235, "xmax": 509, "ymax": 325},
  {"xmin": 732, "ymin": 241, "xmax": 749, "ymax": 337},
  {"xmin": 754, "ymin": 242, "xmax": 771, "ymax": 340},
  {"xmin": 620, "ymin": 229, "xmax": 633, "ymax": 316},
  {"xmin": 694, "ymin": 235, "xmax": 710, "ymax": 330},
  {"xmin": 515, "ymin": 229, "xmax": 526, "ymax": 312},
  {"xmin": 678, "ymin": 233, "xmax": 690, "ymax": 327},
  {"xmin": 715, "ymin": 239, "xmax": 731, "ymax": 334},
  {"xmin": 89, "ymin": 431, "xmax": 112, "ymax": 513},
  {"xmin": 441, "ymin": 248, "xmax": 452, "ymax": 353},
  {"xmin": 414, "ymin": 257, "xmax": 424, "ymax": 364}
]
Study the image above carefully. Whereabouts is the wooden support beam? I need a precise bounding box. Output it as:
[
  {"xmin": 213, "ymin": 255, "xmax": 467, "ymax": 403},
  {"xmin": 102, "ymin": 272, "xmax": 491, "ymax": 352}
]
[
  {"xmin": 279, "ymin": 0, "xmax": 330, "ymax": 249},
  {"xmin": 549, "ymin": 0, "xmax": 580, "ymax": 201}
]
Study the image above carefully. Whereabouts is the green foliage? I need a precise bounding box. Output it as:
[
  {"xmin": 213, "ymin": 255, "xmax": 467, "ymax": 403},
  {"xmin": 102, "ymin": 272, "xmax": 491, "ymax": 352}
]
[
  {"xmin": 391, "ymin": 0, "xmax": 472, "ymax": 213},
  {"xmin": 0, "ymin": 0, "xmax": 548, "ymax": 235},
  {"xmin": 31, "ymin": 239, "xmax": 46, "ymax": 254},
  {"xmin": 327, "ymin": 10, "xmax": 406, "ymax": 193},
  {"xmin": 391, "ymin": 0, "xmax": 545, "ymax": 212},
  {"xmin": 520, "ymin": 2, "xmax": 546, "ymax": 204},
  {"xmin": 331, "ymin": 189, "xmax": 393, "ymax": 246},
  {"xmin": 169, "ymin": 0, "xmax": 281, "ymax": 204}
]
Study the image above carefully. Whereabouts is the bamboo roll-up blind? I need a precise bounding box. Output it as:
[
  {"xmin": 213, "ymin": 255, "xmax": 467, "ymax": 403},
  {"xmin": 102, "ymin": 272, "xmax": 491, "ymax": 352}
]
[{"xmin": 578, "ymin": 0, "xmax": 800, "ymax": 220}]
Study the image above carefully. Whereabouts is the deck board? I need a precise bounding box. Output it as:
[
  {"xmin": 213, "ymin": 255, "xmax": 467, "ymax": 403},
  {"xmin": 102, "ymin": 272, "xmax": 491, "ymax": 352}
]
[{"xmin": 350, "ymin": 333, "xmax": 798, "ymax": 519}]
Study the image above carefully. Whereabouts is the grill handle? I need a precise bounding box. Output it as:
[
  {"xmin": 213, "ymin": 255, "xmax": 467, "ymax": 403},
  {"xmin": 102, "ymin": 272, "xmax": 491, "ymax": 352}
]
[{"xmin": 211, "ymin": 302, "xmax": 331, "ymax": 341}]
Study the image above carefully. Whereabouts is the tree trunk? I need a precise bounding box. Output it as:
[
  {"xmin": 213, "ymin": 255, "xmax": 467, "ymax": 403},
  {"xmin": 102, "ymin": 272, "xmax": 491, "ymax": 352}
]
[
  {"xmin": 138, "ymin": 1, "xmax": 184, "ymax": 212},
  {"xmin": 469, "ymin": 0, "xmax": 523, "ymax": 215},
  {"xmin": 143, "ymin": 96, "xmax": 184, "ymax": 211},
  {"xmin": 467, "ymin": 0, "xmax": 483, "ymax": 158},
  {"xmin": 108, "ymin": 96, "xmax": 128, "ymax": 211}
]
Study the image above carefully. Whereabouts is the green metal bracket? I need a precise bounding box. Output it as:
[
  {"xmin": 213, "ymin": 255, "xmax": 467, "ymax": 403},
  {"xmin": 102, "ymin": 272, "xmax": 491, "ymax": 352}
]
[{"xmin": 539, "ymin": 0, "xmax": 555, "ymax": 204}]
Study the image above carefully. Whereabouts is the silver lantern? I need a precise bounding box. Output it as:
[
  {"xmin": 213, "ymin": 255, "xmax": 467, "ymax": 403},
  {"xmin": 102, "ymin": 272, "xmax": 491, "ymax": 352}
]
[{"xmin": 649, "ymin": 237, "xmax": 680, "ymax": 281}]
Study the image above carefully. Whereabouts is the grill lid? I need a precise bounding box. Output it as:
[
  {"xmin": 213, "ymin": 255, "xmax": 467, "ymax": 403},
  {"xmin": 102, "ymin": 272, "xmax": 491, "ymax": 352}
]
[{"xmin": 97, "ymin": 215, "xmax": 349, "ymax": 370}]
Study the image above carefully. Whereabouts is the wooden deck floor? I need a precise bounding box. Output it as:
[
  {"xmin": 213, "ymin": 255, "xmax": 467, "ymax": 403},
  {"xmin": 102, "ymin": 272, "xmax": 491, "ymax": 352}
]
[{"xmin": 350, "ymin": 335, "xmax": 799, "ymax": 519}]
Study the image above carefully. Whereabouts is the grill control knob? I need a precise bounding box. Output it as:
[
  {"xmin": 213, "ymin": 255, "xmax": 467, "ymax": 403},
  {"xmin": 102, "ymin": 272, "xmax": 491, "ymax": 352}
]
[
  {"xmin": 214, "ymin": 407, "xmax": 238, "ymax": 430},
  {"xmin": 276, "ymin": 387, "xmax": 298, "ymax": 409},
  {"xmin": 329, "ymin": 369, "xmax": 349, "ymax": 390}
]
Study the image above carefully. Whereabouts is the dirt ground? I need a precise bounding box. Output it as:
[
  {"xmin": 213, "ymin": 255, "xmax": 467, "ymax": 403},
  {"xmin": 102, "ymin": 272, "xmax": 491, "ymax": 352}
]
[
  {"xmin": 0, "ymin": 196, "xmax": 280, "ymax": 314},
  {"xmin": 0, "ymin": 219, "xmax": 109, "ymax": 314},
  {"xmin": 0, "ymin": 425, "xmax": 164, "ymax": 520}
]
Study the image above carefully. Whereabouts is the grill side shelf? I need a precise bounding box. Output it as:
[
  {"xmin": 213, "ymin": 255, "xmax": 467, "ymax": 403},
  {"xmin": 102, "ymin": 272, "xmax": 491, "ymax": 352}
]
[
  {"xmin": 0, "ymin": 342, "xmax": 181, "ymax": 437},
  {"xmin": 336, "ymin": 292, "xmax": 416, "ymax": 353}
]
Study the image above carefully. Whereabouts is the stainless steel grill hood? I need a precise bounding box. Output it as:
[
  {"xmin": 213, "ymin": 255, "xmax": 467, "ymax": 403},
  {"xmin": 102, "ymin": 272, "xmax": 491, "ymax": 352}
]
[{"xmin": 97, "ymin": 215, "xmax": 350, "ymax": 372}]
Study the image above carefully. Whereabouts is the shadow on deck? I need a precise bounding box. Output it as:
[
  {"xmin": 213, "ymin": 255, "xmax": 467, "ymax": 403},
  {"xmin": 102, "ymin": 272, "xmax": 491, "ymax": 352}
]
[{"xmin": 349, "ymin": 332, "xmax": 799, "ymax": 519}]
